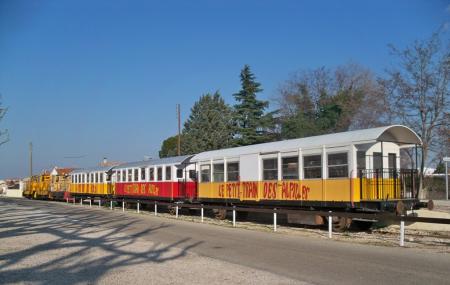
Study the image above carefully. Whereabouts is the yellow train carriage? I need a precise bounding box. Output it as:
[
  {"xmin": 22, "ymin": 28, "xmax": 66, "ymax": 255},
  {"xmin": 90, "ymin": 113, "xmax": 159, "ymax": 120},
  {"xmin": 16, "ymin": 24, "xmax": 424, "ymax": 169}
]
[
  {"xmin": 69, "ymin": 166, "xmax": 114, "ymax": 197},
  {"xmin": 192, "ymin": 125, "xmax": 422, "ymax": 225}
]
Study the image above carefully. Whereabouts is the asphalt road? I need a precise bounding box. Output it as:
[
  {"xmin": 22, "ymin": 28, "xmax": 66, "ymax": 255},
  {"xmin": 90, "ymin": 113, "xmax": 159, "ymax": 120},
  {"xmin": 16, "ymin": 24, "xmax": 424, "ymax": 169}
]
[{"xmin": 1, "ymin": 197, "xmax": 449, "ymax": 285}]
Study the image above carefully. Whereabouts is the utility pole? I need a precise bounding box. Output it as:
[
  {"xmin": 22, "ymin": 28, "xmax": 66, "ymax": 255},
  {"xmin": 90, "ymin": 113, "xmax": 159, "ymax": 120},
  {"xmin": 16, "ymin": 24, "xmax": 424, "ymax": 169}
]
[
  {"xmin": 177, "ymin": 104, "xmax": 181, "ymax": 156},
  {"xmin": 29, "ymin": 142, "xmax": 33, "ymax": 178}
]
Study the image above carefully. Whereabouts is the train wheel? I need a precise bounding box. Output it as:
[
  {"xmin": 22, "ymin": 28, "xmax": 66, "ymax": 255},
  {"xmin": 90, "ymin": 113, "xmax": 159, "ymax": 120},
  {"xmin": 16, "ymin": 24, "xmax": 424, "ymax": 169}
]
[
  {"xmin": 213, "ymin": 209, "xmax": 227, "ymax": 220},
  {"xmin": 329, "ymin": 216, "xmax": 352, "ymax": 232},
  {"xmin": 396, "ymin": 201, "xmax": 406, "ymax": 216},
  {"xmin": 168, "ymin": 205, "xmax": 177, "ymax": 215}
]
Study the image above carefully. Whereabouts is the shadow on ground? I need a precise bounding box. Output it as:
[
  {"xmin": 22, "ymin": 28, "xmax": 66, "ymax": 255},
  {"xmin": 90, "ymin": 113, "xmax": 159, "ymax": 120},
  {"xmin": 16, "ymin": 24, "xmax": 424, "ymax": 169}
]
[{"xmin": 0, "ymin": 198, "xmax": 202, "ymax": 284}]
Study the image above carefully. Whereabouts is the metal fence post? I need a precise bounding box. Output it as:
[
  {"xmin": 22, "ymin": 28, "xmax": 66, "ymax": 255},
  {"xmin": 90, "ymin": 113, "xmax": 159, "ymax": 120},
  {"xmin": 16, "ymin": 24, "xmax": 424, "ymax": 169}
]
[
  {"xmin": 274, "ymin": 208, "xmax": 277, "ymax": 232},
  {"xmin": 89, "ymin": 199, "xmax": 92, "ymax": 207},
  {"xmin": 154, "ymin": 202, "xmax": 157, "ymax": 216},
  {"xmin": 110, "ymin": 200, "xmax": 113, "ymax": 210},
  {"xmin": 137, "ymin": 202, "xmax": 140, "ymax": 214},
  {"xmin": 233, "ymin": 206, "xmax": 236, "ymax": 227},
  {"xmin": 201, "ymin": 205, "xmax": 204, "ymax": 223},
  {"xmin": 400, "ymin": 215, "xmax": 405, "ymax": 247},
  {"xmin": 80, "ymin": 198, "xmax": 83, "ymax": 206},
  {"xmin": 328, "ymin": 211, "xmax": 332, "ymax": 238},
  {"xmin": 98, "ymin": 199, "xmax": 101, "ymax": 208},
  {"xmin": 122, "ymin": 200, "xmax": 125, "ymax": 212},
  {"xmin": 176, "ymin": 205, "xmax": 179, "ymax": 218},
  {"xmin": 66, "ymin": 198, "xmax": 68, "ymax": 203}
]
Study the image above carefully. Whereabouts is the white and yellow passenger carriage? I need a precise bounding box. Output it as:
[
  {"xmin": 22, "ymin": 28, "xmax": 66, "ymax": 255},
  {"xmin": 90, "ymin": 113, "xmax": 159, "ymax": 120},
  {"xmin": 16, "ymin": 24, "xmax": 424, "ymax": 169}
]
[
  {"xmin": 191, "ymin": 125, "xmax": 425, "ymax": 230},
  {"xmin": 69, "ymin": 166, "xmax": 115, "ymax": 198}
]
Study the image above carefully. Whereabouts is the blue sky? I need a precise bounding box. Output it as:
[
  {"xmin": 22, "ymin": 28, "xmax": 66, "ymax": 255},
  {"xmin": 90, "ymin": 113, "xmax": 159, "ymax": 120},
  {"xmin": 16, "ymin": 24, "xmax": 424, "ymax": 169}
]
[{"xmin": 0, "ymin": 0, "xmax": 448, "ymax": 178}]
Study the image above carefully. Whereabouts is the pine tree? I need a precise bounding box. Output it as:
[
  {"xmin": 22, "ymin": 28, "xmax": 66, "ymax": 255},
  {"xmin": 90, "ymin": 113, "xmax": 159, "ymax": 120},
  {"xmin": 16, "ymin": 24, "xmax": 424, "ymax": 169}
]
[
  {"xmin": 233, "ymin": 65, "xmax": 275, "ymax": 146},
  {"xmin": 182, "ymin": 91, "xmax": 234, "ymax": 154}
]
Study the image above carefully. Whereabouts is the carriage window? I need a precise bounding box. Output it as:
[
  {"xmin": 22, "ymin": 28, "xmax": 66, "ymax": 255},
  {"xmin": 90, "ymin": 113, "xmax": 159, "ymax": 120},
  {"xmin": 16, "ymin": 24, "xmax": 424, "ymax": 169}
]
[
  {"xmin": 122, "ymin": 170, "xmax": 126, "ymax": 182},
  {"xmin": 176, "ymin": 168, "xmax": 183, "ymax": 179},
  {"xmin": 227, "ymin": 162, "xmax": 239, "ymax": 182},
  {"xmin": 357, "ymin": 151, "xmax": 366, "ymax": 172},
  {"xmin": 128, "ymin": 169, "xmax": 132, "ymax": 182},
  {"xmin": 303, "ymin": 155, "xmax": 322, "ymax": 179},
  {"xmin": 189, "ymin": 170, "xmax": 197, "ymax": 180},
  {"xmin": 150, "ymin": 168, "xmax": 155, "ymax": 181},
  {"xmin": 388, "ymin": 153, "xmax": 396, "ymax": 169},
  {"xmin": 100, "ymin": 173, "xmax": 104, "ymax": 183},
  {"xmin": 134, "ymin": 168, "xmax": 139, "ymax": 182},
  {"xmin": 95, "ymin": 173, "xmax": 99, "ymax": 183},
  {"xmin": 200, "ymin": 165, "xmax": 210, "ymax": 182},
  {"xmin": 282, "ymin": 157, "xmax": 298, "ymax": 180},
  {"xmin": 157, "ymin": 167, "xmax": 163, "ymax": 181},
  {"xmin": 166, "ymin": 166, "xmax": 171, "ymax": 180},
  {"xmin": 117, "ymin": 170, "xmax": 121, "ymax": 182},
  {"xmin": 213, "ymin": 163, "xmax": 224, "ymax": 182},
  {"xmin": 263, "ymin": 158, "xmax": 278, "ymax": 180},
  {"xmin": 373, "ymin": 152, "xmax": 382, "ymax": 171},
  {"xmin": 141, "ymin": 168, "xmax": 146, "ymax": 181},
  {"xmin": 328, "ymin": 153, "xmax": 348, "ymax": 178}
]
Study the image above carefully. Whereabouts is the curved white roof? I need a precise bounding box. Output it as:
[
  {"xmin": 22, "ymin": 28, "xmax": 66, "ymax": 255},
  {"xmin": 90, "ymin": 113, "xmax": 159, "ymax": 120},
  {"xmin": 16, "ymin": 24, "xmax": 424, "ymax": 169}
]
[
  {"xmin": 114, "ymin": 155, "xmax": 193, "ymax": 170},
  {"xmin": 70, "ymin": 165, "xmax": 114, "ymax": 174},
  {"xmin": 191, "ymin": 125, "xmax": 421, "ymax": 161}
]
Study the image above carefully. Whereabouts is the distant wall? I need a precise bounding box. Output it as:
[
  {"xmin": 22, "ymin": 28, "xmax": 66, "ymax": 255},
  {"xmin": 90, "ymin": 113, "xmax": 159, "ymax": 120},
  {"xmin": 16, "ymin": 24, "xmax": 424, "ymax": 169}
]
[{"xmin": 5, "ymin": 189, "xmax": 23, "ymax": 198}]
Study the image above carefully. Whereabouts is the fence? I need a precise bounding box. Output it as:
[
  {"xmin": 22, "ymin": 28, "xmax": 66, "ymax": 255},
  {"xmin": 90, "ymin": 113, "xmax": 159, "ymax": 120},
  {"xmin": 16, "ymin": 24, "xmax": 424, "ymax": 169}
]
[
  {"xmin": 359, "ymin": 169, "xmax": 418, "ymax": 200},
  {"xmin": 68, "ymin": 196, "xmax": 450, "ymax": 247}
]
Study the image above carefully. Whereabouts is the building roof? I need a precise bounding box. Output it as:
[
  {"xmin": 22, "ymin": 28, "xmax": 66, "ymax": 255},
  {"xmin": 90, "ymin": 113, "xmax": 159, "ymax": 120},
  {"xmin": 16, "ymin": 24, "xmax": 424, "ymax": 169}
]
[
  {"xmin": 114, "ymin": 155, "xmax": 193, "ymax": 170},
  {"xmin": 53, "ymin": 167, "xmax": 75, "ymax": 176},
  {"xmin": 191, "ymin": 125, "xmax": 422, "ymax": 161}
]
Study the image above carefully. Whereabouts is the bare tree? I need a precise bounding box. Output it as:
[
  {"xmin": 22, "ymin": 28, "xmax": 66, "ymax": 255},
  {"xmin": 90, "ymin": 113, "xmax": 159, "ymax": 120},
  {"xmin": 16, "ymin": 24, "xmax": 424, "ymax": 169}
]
[
  {"xmin": 0, "ymin": 95, "xmax": 8, "ymax": 146},
  {"xmin": 275, "ymin": 63, "xmax": 388, "ymax": 139},
  {"xmin": 380, "ymin": 31, "xmax": 450, "ymax": 196}
]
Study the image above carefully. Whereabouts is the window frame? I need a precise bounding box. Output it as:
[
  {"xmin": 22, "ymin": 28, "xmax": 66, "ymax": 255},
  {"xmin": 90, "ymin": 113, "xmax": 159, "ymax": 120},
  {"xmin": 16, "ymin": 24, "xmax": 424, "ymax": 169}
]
[
  {"xmin": 127, "ymin": 169, "xmax": 132, "ymax": 182},
  {"xmin": 213, "ymin": 163, "xmax": 224, "ymax": 182},
  {"xmin": 282, "ymin": 156, "xmax": 299, "ymax": 180},
  {"xmin": 150, "ymin": 167, "xmax": 155, "ymax": 181},
  {"xmin": 200, "ymin": 164, "xmax": 211, "ymax": 182},
  {"xmin": 157, "ymin": 167, "xmax": 163, "ymax": 181},
  {"xmin": 141, "ymin": 167, "xmax": 146, "ymax": 181},
  {"xmin": 262, "ymin": 158, "xmax": 278, "ymax": 181},
  {"xmin": 165, "ymin": 166, "xmax": 172, "ymax": 181},
  {"xmin": 327, "ymin": 152, "xmax": 349, "ymax": 178},
  {"xmin": 226, "ymin": 162, "xmax": 239, "ymax": 182},
  {"xmin": 303, "ymin": 154, "xmax": 322, "ymax": 179}
]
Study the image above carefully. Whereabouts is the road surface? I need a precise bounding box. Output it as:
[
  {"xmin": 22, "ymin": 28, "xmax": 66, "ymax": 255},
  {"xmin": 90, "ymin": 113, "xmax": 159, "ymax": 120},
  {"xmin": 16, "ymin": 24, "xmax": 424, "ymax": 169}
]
[{"xmin": 0, "ymin": 197, "xmax": 449, "ymax": 285}]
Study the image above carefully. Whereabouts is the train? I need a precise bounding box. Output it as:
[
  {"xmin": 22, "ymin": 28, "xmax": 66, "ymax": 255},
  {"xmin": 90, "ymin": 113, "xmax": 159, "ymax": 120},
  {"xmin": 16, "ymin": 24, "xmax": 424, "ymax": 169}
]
[{"xmin": 22, "ymin": 125, "xmax": 429, "ymax": 231}]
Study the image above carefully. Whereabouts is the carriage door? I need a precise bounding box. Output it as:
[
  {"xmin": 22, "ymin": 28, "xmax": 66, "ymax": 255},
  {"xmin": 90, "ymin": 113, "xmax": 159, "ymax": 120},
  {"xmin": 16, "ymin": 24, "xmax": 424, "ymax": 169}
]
[{"xmin": 177, "ymin": 167, "xmax": 186, "ymax": 198}]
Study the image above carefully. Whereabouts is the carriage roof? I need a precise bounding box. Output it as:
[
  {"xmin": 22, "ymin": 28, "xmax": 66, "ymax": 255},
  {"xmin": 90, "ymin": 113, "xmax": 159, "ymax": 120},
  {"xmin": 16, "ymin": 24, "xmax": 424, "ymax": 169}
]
[
  {"xmin": 113, "ymin": 155, "xmax": 193, "ymax": 170},
  {"xmin": 191, "ymin": 125, "xmax": 421, "ymax": 161}
]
